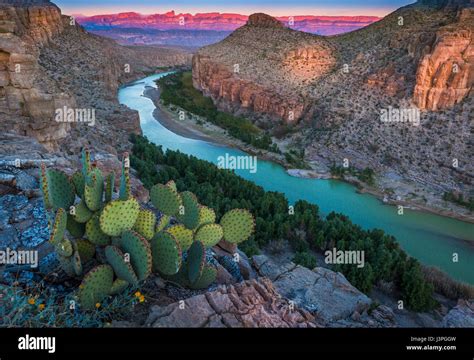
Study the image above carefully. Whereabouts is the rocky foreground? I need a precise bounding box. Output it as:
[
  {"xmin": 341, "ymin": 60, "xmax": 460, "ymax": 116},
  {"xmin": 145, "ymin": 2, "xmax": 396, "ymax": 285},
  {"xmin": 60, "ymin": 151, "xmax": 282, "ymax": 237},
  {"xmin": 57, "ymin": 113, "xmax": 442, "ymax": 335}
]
[{"xmin": 1, "ymin": 152, "xmax": 473, "ymax": 328}]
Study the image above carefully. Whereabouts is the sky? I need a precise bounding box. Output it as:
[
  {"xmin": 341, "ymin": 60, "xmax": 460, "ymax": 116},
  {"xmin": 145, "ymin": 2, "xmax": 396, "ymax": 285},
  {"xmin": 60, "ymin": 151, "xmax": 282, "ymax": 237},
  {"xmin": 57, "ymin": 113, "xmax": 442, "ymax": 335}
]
[{"xmin": 54, "ymin": 0, "xmax": 416, "ymax": 17}]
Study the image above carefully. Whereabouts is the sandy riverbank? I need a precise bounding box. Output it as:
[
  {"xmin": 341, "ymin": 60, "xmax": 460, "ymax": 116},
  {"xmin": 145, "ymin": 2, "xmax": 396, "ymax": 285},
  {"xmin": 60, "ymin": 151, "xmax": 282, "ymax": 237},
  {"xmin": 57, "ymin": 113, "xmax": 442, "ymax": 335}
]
[{"xmin": 143, "ymin": 86, "xmax": 474, "ymax": 225}]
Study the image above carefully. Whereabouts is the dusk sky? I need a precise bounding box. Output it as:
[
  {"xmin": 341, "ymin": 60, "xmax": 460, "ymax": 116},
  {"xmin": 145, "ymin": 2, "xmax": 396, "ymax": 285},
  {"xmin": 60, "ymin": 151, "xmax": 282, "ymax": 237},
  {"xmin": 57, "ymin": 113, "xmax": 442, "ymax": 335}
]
[{"xmin": 54, "ymin": 0, "xmax": 416, "ymax": 17}]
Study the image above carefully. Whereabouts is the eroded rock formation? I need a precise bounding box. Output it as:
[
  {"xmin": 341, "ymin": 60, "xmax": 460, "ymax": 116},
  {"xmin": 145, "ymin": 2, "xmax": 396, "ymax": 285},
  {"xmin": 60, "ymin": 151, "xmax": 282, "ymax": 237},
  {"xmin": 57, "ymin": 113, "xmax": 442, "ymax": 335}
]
[
  {"xmin": 0, "ymin": 2, "xmax": 74, "ymax": 150},
  {"xmin": 145, "ymin": 278, "xmax": 317, "ymax": 328},
  {"xmin": 192, "ymin": 13, "xmax": 336, "ymax": 123},
  {"xmin": 413, "ymin": 8, "xmax": 473, "ymax": 110}
]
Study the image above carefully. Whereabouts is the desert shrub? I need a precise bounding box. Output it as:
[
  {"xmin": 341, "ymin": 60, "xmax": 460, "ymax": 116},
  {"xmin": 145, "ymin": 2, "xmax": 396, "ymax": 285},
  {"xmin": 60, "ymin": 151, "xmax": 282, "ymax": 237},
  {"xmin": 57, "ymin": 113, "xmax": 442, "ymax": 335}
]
[
  {"xmin": 423, "ymin": 266, "xmax": 474, "ymax": 300},
  {"xmin": 293, "ymin": 251, "xmax": 317, "ymax": 269}
]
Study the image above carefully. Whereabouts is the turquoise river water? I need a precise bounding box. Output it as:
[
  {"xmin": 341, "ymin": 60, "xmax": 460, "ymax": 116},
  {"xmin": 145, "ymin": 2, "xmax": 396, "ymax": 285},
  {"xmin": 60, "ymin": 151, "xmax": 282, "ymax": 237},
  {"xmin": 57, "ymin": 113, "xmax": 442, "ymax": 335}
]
[{"xmin": 119, "ymin": 72, "xmax": 474, "ymax": 284}]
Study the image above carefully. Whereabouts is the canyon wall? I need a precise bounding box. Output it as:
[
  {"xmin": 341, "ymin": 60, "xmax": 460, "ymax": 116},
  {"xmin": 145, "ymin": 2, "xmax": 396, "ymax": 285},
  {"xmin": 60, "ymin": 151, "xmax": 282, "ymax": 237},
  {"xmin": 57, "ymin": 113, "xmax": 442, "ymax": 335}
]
[
  {"xmin": 413, "ymin": 8, "xmax": 473, "ymax": 110},
  {"xmin": 192, "ymin": 13, "xmax": 336, "ymax": 123},
  {"xmin": 0, "ymin": 1, "xmax": 192, "ymax": 151},
  {"xmin": 192, "ymin": 54, "xmax": 305, "ymax": 122},
  {"xmin": 0, "ymin": 3, "xmax": 75, "ymax": 150}
]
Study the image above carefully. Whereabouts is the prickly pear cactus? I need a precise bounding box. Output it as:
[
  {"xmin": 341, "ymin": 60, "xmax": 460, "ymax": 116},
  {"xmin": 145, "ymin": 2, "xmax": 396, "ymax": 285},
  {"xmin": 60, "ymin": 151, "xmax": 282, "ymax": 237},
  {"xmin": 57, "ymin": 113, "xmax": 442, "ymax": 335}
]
[
  {"xmin": 195, "ymin": 223, "xmax": 223, "ymax": 248},
  {"xmin": 150, "ymin": 183, "xmax": 182, "ymax": 216},
  {"xmin": 119, "ymin": 230, "xmax": 152, "ymax": 281},
  {"xmin": 151, "ymin": 231, "xmax": 182, "ymax": 275},
  {"xmin": 46, "ymin": 169, "xmax": 75, "ymax": 210},
  {"xmin": 177, "ymin": 191, "xmax": 200, "ymax": 230},
  {"xmin": 187, "ymin": 241, "xmax": 206, "ymax": 284},
  {"xmin": 99, "ymin": 198, "xmax": 140, "ymax": 236},
  {"xmin": 105, "ymin": 245, "xmax": 139, "ymax": 286},
  {"xmin": 42, "ymin": 149, "xmax": 256, "ymax": 309},
  {"xmin": 133, "ymin": 209, "xmax": 156, "ymax": 240},
  {"xmin": 166, "ymin": 224, "xmax": 193, "ymax": 251},
  {"xmin": 190, "ymin": 264, "xmax": 217, "ymax": 290},
  {"xmin": 220, "ymin": 209, "xmax": 255, "ymax": 244},
  {"xmin": 49, "ymin": 208, "xmax": 67, "ymax": 245},
  {"xmin": 78, "ymin": 265, "xmax": 114, "ymax": 311}
]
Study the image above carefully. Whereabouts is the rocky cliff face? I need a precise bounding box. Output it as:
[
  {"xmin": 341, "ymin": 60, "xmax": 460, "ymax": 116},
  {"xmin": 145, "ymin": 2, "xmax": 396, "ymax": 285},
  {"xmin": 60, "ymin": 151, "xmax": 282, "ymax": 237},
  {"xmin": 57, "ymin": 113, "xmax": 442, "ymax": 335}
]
[
  {"xmin": 0, "ymin": 2, "xmax": 75, "ymax": 150},
  {"xmin": 193, "ymin": 13, "xmax": 336, "ymax": 123},
  {"xmin": 413, "ymin": 8, "xmax": 473, "ymax": 110},
  {"xmin": 0, "ymin": 1, "xmax": 192, "ymax": 151}
]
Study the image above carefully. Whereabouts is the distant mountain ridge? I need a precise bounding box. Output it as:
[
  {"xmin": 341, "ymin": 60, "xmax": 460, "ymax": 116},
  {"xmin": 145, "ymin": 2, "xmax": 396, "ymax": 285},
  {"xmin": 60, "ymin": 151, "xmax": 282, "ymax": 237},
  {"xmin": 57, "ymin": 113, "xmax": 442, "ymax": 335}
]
[{"xmin": 76, "ymin": 11, "xmax": 381, "ymax": 35}]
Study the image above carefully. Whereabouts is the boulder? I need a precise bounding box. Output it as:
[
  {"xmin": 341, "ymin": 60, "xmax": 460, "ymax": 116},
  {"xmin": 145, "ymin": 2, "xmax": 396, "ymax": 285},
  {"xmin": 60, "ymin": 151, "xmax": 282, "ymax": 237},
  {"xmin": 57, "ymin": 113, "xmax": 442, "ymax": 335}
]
[
  {"xmin": 442, "ymin": 300, "xmax": 474, "ymax": 327},
  {"xmin": 145, "ymin": 278, "xmax": 316, "ymax": 328},
  {"xmin": 252, "ymin": 255, "xmax": 372, "ymax": 324}
]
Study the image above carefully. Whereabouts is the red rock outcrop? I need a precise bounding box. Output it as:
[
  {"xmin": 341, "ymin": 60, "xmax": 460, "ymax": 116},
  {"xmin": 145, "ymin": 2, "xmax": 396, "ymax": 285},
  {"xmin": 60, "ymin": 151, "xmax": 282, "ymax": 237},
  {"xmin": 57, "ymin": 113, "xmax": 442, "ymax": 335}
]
[
  {"xmin": 192, "ymin": 13, "xmax": 336, "ymax": 123},
  {"xmin": 145, "ymin": 278, "xmax": 317, "ymax": 328},
  {"xmin": 413, "ymin": 8, "xmax": 473, "ymax": 110},
  {"xmin": 192, "ymin": 54, "xmax": 305, "ymax": 122}
]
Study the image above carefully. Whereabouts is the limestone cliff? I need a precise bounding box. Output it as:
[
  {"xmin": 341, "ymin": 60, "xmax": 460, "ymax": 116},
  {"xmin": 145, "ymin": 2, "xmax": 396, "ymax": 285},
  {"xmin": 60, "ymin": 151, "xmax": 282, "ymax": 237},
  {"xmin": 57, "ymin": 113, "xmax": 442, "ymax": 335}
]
[
  {"xmin": 413, "ymin": 8, "xmax": 473, "ymax": 110},
  {"xmin": 193, "ymin": 13, "xmax": 336, "ymax": 123},
  {"xmin": 0, "ymin": 2, "xmax": 74, "ymax": 149}
]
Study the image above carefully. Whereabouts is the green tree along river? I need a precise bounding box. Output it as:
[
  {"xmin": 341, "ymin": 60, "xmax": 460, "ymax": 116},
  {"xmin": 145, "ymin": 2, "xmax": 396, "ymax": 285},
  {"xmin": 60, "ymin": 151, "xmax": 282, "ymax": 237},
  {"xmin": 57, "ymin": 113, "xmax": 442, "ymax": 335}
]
[{"xmin": 118, "ymin": 72, "xmax": 474, "ymax": 285}]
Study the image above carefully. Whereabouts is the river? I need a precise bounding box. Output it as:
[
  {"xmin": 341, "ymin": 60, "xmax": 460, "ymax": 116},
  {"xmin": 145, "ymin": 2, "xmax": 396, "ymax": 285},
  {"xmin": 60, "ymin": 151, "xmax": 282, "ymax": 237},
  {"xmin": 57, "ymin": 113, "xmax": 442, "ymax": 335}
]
[{"xmin": 119, "ymin": 72, "xmax": 474, "ymax": 284}]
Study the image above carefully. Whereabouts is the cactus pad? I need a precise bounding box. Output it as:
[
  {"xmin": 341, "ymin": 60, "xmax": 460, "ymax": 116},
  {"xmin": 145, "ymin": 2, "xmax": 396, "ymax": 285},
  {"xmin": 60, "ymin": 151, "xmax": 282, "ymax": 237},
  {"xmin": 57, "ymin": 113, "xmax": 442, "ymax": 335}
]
[
  {"xmin": 58, "ymin": 255, "xmax": 75, "ymax": 277},
  {"xmin": 99, "ymin": 198, "xmax": 140, "ymax": 236},
  {"xmin": 81, "ymin": 148, "xmax": 92, "ymax": 177},
  {"xmin": 150, "ymin": 183, "xmax": 182, "ymax": 216},
  {"xmin": 39, "ymin": 163, "xmax": 52, "ymax": 210},
  {"xmin": 190, "ymin": 264, "xmax": 217, "ymax": 289},
  {"xmin": 56, "ymin": 238, "xmax": 73, "ymax": 257},
  {"xmin": 84, "ymin": 168, "xmax": 103, "ymax": 211},
  {"xmin": 105, "ymin": 172, "xmax": 115, "ymax": 203},
  {"xmin": 66, "ymin": 214, "xmax": 86, "ymax": 238},
  {"xmin": 165, "ymin": 180, "xmax": 177, "ymax": 192},
  {"xmin": 46, "ymin": 169, "xmax": 75, "ymax": 210},
  {"xmin": 71, "ymin": 171, "xmax": 85, "ymax": 199},
  {"xmin": 166, "ymin": 224, "xmax": 194, "ymax": 251},
  {"xmin": 220, "ymin": 209, "xmax": 255, "ymax": 244},
  {"xmin": 198, "ymin": 206, "xmax": 216, "ymax": 227},
  {"xmin": 72, "ymin": 250, "xmax": 83, "ymax": 276},
  {"xmin": 151, "ymin": 231, "xmax": 182, "ymax": 275},
  {"xmin": 49, "ymin": 208, "xmax": 67, "ymax": 245},
  {"xmin": 119, "ymin": 153, "xmax": 131, "ymax": 200},
  {"xmin": 195, "ymin": 223, "xmax": 223, "ymax": 248},
  {"xmin": 187, "ymin": 240, "xmax": 205, "ymax": 284},
  {"xmin": 155, "ymin": 214, "xmax": 170, "ymax": 232},
  {"xmin": 177, "ymin": 191, "xmax": 200, "ymax": 230},
  {"xmin": 72, "ymin": 200, "xmax": 93, "ymax": 224},
  {"xmin": 86, "ymin": 213, "xmax": 110, "ymax": 246},
  {"xmin": 120, "ymin": 230, "xmax": 152, "ymax": 281},
  {"xmin": 105, "ymin": 245, "xmax": 138, "ymax": 286},
  {"xmin": 109, "ymin": 278, "xmax": 129, "ymax": 295},
  {"xmin": 76, "ymin": 239, "xmax": 96, "ymax": 263},
  {"xmin": 133, "ymin": 209, "xmax": 156, "ymax": 240},
  {"xmin": 78, "ymin": 265, "xmax": 114, "ymax": 311}
]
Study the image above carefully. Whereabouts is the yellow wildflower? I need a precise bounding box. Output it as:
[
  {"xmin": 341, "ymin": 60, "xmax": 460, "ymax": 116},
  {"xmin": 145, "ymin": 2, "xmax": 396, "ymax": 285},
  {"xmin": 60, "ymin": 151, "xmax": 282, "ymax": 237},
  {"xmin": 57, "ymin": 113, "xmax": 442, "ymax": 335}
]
[
  {"xmin": 38, "ymin": 304, "xmax": 45, "ymax": 311},
  {"xmin": 95, "ymin": 303, "xmax": 101, "ymax": 309},
  {"xmin": 139, "ymin": 295, "xmax": 145, "ymax": 303},
  {"xmin": 134, "ymin": 291, "xmax": 141, "ymax": 298},
  {"xmin": 28, "ymin": 298, "xmax": 35, "ymax": 305}
]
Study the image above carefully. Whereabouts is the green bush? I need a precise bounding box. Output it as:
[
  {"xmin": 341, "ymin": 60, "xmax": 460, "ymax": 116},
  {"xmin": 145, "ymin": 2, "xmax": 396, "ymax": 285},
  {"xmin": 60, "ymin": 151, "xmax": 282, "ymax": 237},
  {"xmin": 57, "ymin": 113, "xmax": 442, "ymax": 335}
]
[{"xmin": 293, "ymin": 251, "xmax": 317, "ymax": 269}]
